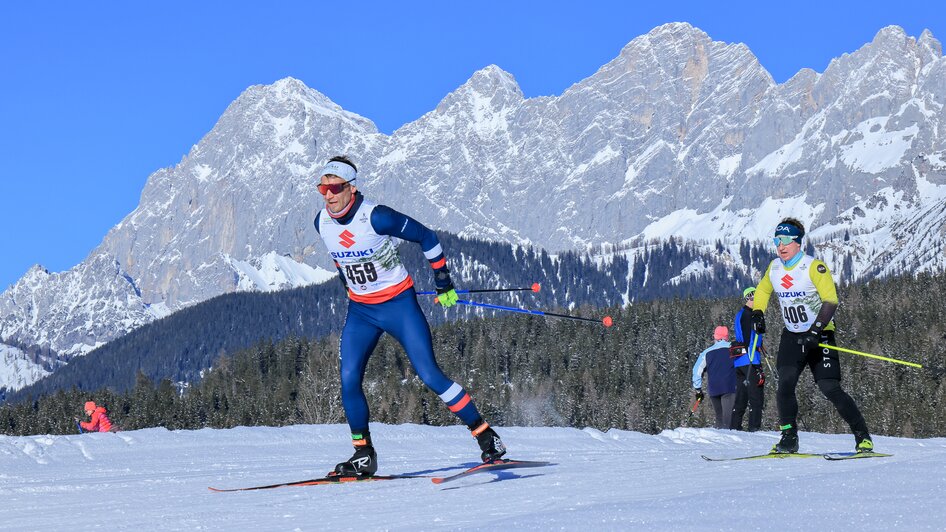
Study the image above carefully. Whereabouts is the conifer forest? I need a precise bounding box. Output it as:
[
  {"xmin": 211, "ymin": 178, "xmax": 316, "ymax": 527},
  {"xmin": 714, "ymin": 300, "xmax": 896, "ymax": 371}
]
[{"xmin": 3, "ymin": 271, "xmax": 944, "ymax": 439}]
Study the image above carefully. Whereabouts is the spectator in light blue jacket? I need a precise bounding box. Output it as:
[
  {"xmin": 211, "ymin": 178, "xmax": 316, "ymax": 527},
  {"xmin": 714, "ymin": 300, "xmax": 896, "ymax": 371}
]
[{"xmin": 692, "ymin": 326, "xmax": 737, "ymax": 429}]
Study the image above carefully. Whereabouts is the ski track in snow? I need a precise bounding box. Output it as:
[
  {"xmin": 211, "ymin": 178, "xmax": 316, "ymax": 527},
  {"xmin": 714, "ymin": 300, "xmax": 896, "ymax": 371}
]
[{"xmin": 1, "ymin": 423, "xmax": 944, "ymax": 530}]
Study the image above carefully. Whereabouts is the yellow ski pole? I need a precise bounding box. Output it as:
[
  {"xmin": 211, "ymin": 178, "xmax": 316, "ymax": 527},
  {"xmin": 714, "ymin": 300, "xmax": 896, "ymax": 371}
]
[{"xmin": 819, "ymin": 343, "xmax": 944, "ymax": 374}]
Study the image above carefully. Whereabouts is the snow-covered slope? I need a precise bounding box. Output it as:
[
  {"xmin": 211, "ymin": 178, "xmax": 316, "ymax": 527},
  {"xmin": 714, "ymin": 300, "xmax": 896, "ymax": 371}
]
[
  {"xmin": 1, "ymin": 423, "xmax": 943, "ymax": 529},
  {"xmin": 3, "ymin": 23, "xmax": 946, "ymax": 381},
  {"xmin": 0, "ymin": 343, "xmax": 50, "ymax": 392}
]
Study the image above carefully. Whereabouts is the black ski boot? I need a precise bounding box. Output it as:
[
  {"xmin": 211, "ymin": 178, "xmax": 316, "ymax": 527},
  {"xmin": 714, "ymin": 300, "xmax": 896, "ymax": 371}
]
[
  {"xmin": 472, "ymin": 422, "xmax": 507, "ymax": 462},
  {"xmin": 772, "ymin": 425, "xmax": 799, "ymax": 454},
  {"xmin": 334, "ymin": 433, "xmax": 378, "ymax": 477}
]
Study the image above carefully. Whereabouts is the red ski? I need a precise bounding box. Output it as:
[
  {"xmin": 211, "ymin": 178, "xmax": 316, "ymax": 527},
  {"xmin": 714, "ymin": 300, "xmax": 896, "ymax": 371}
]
[
  {"xmin": 209, "ymin": 473, "xmax": 425, "ymax": 492},
  {"xmin": 431, "ymin": 459, "xmax": 553, "ymax": 485}
]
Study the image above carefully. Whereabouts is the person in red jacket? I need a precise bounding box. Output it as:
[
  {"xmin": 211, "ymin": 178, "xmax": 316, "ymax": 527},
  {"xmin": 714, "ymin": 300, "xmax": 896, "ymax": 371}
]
[{"xmin": 78, "ymin": 401, "xmax": 113, "ymax": 433}]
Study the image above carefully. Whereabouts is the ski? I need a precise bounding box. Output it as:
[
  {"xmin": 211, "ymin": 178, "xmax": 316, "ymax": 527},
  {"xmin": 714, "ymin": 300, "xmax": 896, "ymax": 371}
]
[
  {"xmin": 701, "ymin": 452, "xmax": 823, "ymax": 461},
  {"xmin": 430, "ymin": 459, "xmax": 553, "ymax": 485},
  {"xmin": 209, "ymin": 473, "xmax": 425, "ymax": 492},
  {"xmin": 823, "ymin": 452, "xmax": 892, "ymax": 461},
  {"xmin": 702, "ymin": 451, "xmax": 893, "ymax": 462}
]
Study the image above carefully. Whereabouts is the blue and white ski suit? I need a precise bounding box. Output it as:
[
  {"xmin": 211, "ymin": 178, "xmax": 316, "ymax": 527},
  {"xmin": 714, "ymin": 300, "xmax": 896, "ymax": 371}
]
[{"xmin": 315, "ymin": 193, "xmax": 483, "ymax": 434}]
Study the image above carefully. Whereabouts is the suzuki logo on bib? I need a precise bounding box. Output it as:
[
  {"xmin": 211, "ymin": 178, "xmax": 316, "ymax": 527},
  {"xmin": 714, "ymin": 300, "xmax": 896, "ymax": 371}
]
[
  {"xmin": 781, "ymin": 274, "xmax": 794, "ymax": 289},
  {"xmin": 339, "ymin": 230, "xmax": 356, "ymax": 249}
]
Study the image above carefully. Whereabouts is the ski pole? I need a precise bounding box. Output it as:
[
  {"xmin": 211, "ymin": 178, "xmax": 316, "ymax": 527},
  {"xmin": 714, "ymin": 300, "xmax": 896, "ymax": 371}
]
[
  {"xmin": 683, "ymin": 394, "xmax": 702, "ymax": 427},
  {"xmin": 416, "ymin": 283, "xmax": 541, "ymax": 296},
  {"xmin": 445, "ymin": 299, "xmax": 613, "ymax": 327},
  {"xmin": 764, "ymin": 354, "xmax": 779, "ymax": 381},
  {"xmin": 690, "ymin": 397, "xmax": 702, "ymax": 414},
  {"xmin": 76, "ymin": 420, "xmax": 83, "ymax": 434},
  {"xmin": 819, "ymin": 343, "xmax": 945, "ymax": 375},
  {"xmin": 745, "ymin": 334, "xmax": 759, "ymax": 386},
  {"xmin": 820, "ymin": 343, "xmax": 920, "ymax": 368}
]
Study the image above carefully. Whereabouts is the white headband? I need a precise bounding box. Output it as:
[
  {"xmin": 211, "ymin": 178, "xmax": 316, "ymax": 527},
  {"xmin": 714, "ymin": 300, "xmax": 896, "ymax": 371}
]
[{"xmin": 319, "ymin": 161, "xmax": 357, "ymax": 182}]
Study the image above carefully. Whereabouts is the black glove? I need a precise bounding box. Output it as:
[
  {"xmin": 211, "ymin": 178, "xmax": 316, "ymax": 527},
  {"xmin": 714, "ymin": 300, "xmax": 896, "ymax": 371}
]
[
  {"xmin": 798, "ymin": 330, "xmax": 821, "ymax": 353},
  {"xmin": 694, "ymin": 389, "xmax": 704, "ymax": 402},
  {"xmin": 751, "ymin": 310, "xmax": 766, "ymax": 334},
  {"xmin": 434, "ymin": 267, "xmax": 453, "ymax": 290},
  {"xmin": 756, "ymin": 367, "xmax": 766, "ymax": 387}
]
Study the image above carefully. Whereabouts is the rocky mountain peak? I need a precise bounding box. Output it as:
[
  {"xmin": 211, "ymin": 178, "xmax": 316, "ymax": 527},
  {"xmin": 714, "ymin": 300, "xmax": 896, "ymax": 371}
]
[
  {"xmin": 642, "ymin": 21, "xmax": 707, "ymax": 44},
  {"xmin": 918, "ymin": 29, "xmax": 943, "ymax": 65},
  {"xmin": 872, "ymin": 24, "xmax": 909, "ymax": 43},
  {"xmin": 21, "ymin": 264, "xmax": 50, "ymax": 285},
  {"xmin": 434, "ymin": 64, "xmax": 523, "ymax": 114}
]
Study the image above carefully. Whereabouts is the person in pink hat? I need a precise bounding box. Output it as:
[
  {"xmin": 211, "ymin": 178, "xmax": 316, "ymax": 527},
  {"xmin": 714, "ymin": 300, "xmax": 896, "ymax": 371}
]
[
  {"xmin": 78, "ymin": 401, "xmax": 113, "ymax": 433},
  {"xmin": 692, "ymin": 326, "xmax": 737, "ymax": 429}
]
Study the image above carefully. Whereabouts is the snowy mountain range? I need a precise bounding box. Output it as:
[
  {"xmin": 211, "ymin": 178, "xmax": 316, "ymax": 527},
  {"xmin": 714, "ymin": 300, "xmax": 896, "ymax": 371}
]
[{"xmin": 3, "ymin": 23, "xmax": 946, "ymax": 391}]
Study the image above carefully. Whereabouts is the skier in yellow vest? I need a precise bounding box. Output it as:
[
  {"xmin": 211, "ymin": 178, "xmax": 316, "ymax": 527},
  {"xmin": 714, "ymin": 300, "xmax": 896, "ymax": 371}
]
[{"xmin": 751, "ymin": 217, "xmax": 873, "ymax": 454}]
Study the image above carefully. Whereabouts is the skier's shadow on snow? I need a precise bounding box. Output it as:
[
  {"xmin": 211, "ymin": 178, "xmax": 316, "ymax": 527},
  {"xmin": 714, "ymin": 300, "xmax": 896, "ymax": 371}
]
[
  {"xmin": 438, "ymin": 471, "xmax": 545, "ymax": 490},
  {"xmin": 402, "ymin": 462, "xmax": 482, "ymax": 476}
]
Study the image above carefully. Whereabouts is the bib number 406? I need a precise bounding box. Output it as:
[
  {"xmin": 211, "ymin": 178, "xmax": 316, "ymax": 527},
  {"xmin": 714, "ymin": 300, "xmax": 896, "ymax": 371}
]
[
  {"xmin": 345, "ymin": 263, "xmax": 378, "ymax": 284},
  {"xmin": 782, "ymin": 304, "xmax": 809, "ymax": 324}
]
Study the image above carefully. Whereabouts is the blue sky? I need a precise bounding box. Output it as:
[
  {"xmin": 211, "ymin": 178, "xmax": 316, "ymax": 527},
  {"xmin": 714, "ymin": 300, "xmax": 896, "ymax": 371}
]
[{"xmin": 1, "ymin": 1, "xmax": 943, "ymax": 289}]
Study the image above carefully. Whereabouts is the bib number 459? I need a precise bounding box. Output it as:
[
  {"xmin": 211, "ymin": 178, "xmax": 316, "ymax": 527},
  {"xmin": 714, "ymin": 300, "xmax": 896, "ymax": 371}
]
[{"xmin": 345, "ymin": 263, "xmax": 378, "ymax": 284}]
